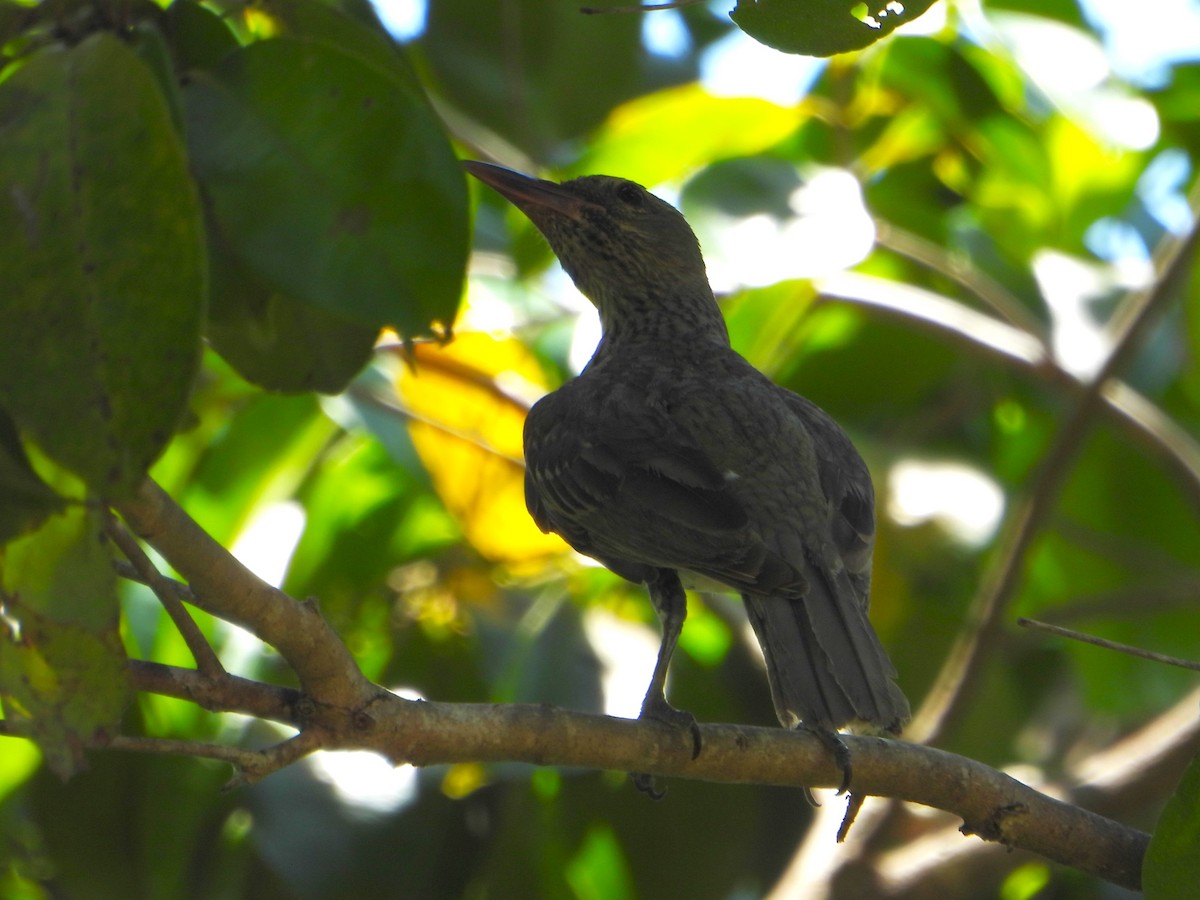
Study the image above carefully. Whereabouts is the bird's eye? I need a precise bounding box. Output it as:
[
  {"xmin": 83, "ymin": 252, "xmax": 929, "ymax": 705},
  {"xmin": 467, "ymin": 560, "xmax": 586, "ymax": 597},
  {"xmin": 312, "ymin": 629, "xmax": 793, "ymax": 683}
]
[{"xmin": 616, "ymin": 182, "xmax": 644, "ymax": 208}]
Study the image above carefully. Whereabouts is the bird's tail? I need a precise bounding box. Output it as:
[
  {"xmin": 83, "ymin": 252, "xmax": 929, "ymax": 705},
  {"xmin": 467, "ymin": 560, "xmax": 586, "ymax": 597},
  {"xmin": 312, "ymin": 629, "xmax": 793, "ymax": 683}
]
[{"xmin": 743, "ymin": 573, "xmax": 908, "ymax": 733}]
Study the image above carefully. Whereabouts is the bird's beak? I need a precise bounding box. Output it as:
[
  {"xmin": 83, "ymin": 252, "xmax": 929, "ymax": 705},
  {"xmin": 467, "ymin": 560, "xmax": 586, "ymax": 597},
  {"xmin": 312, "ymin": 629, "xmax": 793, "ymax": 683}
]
[{"xmin": 463, "ymin": 161, "xmax": 596, "ymax": 223}]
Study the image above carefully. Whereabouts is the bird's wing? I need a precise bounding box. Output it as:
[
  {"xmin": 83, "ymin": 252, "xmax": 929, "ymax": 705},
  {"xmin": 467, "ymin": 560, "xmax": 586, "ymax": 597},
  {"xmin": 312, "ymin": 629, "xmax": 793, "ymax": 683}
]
[
  {"xmin": 781, "ymin": 392, "xmax": 876, "ymax": 599},
  {"xmin": 524, "ymin": 392, "xmax": 747, "ymax": 534},
  {"xmin": 524, "ymin": 388, "xmax": 811, "ymax": 593},
  {"xmin": 740, "ymin": 389, "xmax": 908, "ymax": 730}
]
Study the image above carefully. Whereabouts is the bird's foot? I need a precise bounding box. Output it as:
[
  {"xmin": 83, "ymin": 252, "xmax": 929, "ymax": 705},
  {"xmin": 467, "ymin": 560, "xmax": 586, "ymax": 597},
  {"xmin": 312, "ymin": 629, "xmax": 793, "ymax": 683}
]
[
  {"xmin": 639, "ymin": 693, "xmax": 702, "ymax": 759},
  {"xmin": 806, "ymin": 725, "xmax": 853, "ymax": 795},
  {"xmin": 630, "ymin": 772, "xmax": 667, "ymax": 799},
  {"xmin": 630, "ymin": 695, "xmax": 702, "ymax": 799}
]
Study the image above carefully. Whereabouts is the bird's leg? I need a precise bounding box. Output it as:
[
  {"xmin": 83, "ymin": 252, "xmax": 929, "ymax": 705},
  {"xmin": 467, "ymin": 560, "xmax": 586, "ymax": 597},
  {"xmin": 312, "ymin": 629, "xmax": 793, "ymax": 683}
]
[
  {"xmin": 631, "ymin": 571, "xmax": 701, "ymax": 799},
  {"xmin": 639, "ymin": 572, "xmax": 701, "ymax": 756}
]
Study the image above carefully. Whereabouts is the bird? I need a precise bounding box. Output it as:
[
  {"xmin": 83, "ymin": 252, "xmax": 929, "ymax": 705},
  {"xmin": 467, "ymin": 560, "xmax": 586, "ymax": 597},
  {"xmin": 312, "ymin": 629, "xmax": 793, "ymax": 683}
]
[{"xmin": 464, "ymin": 160, "xmax": 909, "ymax": 792}]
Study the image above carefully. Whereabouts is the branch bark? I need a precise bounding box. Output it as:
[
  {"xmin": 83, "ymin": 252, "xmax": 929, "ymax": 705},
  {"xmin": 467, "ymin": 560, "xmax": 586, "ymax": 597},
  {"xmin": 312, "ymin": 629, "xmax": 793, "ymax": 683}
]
[{"xmin": 360, "ymin": 699, "xmax": 1149, "ymax": 891}]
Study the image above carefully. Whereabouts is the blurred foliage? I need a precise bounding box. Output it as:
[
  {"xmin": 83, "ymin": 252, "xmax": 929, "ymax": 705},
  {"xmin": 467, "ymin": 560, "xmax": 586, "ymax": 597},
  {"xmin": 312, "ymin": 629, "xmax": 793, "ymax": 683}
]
[
  {"xmin": 1, "ymin": 0, "xmax": 1199, "ymax": 898},
  {"xmin": 1145, "ymin": 752, "xmax": 1200, "ymax": 900}
]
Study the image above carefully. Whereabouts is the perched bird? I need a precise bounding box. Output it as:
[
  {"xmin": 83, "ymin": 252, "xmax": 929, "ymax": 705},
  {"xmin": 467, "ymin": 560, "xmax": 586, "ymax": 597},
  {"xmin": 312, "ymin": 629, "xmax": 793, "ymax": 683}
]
[{"xmin": 465, "ymin": 161, "xmax": 908, "ymax": 790}]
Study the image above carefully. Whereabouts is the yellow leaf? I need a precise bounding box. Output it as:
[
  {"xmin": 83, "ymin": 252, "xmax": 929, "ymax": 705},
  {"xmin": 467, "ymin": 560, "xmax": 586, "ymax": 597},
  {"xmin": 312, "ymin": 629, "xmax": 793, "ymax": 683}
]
[{"xmin": 397, "ymin": 334, "xmax": 568, "ymax": 565}]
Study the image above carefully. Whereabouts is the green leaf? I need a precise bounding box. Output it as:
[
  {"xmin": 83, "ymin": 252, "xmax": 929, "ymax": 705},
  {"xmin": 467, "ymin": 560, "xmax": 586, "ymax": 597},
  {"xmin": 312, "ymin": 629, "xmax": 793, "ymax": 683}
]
[
  {"xmin": 1145, "ymin": 752, "xmax": 1200, "ymax": 900},
  {"xmin": 0, "ymin": 506, "xmax": 127, "ymax": 779},
  {"xmin": 731, "ymin": 0, "xmax": 939, "ymax": 57},
  {"xmin": 206, "ymin": 228, "xmax": 378, "ymax": 394},
  {"xmin": 264, "ymin": 0, "xmax": 426, "ymax": 97},
  {"xmin": 197, "ymin": 0, "xmax": 437, "ymax": 390},
  {"xmin": 0, "ymin": 34, "xmax": 207, "ymax": 498},
  {"xmin": 0, "ymin": 409, "xmax": 67, "ymax": 544},
  {"xmin": 182, "ymin": 37, "xmax": 468, "ymax": 337},
  {"xmin": 421, "ymin": 0, "xmax": 647, "ymax": 156},
  {"xmin": 129, "ymin": 20, "xmax": 185, "ymax": 132},
  {"xmin": 162, "ymin": 0, "xmax": 241, "ymax": 72}
]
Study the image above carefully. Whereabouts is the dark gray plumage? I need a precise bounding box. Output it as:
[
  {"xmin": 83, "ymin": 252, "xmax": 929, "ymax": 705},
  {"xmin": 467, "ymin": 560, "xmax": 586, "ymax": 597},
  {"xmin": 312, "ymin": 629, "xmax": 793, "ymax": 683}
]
[{"xmin": 465, "ymin": 161, "xmax": 908, "ymax": 784}]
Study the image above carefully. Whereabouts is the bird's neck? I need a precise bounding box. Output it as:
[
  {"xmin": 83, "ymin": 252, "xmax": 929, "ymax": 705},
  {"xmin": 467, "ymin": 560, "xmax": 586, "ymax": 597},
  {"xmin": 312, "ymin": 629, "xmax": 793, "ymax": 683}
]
[{"xmin": 593, "ymin": 285, "xmax": 730, "ymax": 352}]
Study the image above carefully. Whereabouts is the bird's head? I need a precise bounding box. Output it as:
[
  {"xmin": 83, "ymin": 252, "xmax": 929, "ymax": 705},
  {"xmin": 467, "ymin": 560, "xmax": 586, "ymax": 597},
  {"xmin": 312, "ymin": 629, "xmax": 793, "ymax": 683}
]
[{"xmin": 465, "ymin": 161, "xmax": 726, "ymax": 345}]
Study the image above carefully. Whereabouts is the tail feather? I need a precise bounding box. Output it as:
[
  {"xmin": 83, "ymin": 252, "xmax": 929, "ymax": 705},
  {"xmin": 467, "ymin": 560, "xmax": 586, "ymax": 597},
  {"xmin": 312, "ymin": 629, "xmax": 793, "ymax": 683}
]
[{"xmin": 743, "ymin": 569, "xmax": 908, "ymax": 732}]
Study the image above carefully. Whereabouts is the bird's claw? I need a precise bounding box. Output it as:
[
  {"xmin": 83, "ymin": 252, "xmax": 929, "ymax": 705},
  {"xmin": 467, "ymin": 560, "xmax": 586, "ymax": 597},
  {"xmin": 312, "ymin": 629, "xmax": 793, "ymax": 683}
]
[
  {"xmin": 807, "ymin": 725, "xmax": 853, "ymax": 795},
  {"xmin": 640, "ymin": 694, "xmax": 702, "ymax": 759},
  {"xmin": 631, "ymin": 695, "xmax": 702, "ymax": 798},
  {"xmin": 631, "ymin": 772, "xmax": 667, "ymax": 799}
]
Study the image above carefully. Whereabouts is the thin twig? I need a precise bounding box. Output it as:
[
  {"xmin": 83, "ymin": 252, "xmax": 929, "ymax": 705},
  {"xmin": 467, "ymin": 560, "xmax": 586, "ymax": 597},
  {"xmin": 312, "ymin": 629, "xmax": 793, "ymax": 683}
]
[
  {"xmin": 580, "ymin": 0, "xmax": 701, "ymax": 13},
  {"xmin": 1031, "ymin": 578, "xmax": 1200, "ymax": 624},
  {"xmin": 1017, "ymin": 617, "xmax": 1200, "ymax": 672},
  {"xmin": 222, "ymin": 731, "xmax": 326, "ymax": 787},
  {"xmin": 348, "ymin": 381, "xmax": 526, "ymax": 468},
  {"xmin": 112, "ymin": 560, "xmax": 195, "ymax": 601},
  {"xmin": 107, "ymin": 729, "xmax": 324, "ymax": 786},
  {"xmin": 127, "ymin": 659, "xmax": 303, "ymax": 725},
  {"xmin": 837, "ymin": 793, "xmax": 868, "ymax": 843},
  {"xmin": 104, "ymin": 512, "xmax": 224, "ymax": 677},
  {"xmin": 105, "ymin": 734, "xmax": 280, "ymax": 769}
]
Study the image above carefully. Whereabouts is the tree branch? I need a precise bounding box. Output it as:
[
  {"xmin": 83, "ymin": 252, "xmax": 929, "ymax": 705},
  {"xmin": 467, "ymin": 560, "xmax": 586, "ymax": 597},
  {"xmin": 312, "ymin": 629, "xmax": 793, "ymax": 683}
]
[
  {"xmin": 0, "ymin": 687, "xmax": 1150, "ymax": 892},
  {"xmin": 358, "ymin": 703, "xmax": 1150, "ymax": 891},
  {"xmin": 802, "ymin": 687, "xmax": 1200, "ymax": 898},
  {"xmin": 113, "ymin": 479, "xmax": 381, "ymax": 714}
]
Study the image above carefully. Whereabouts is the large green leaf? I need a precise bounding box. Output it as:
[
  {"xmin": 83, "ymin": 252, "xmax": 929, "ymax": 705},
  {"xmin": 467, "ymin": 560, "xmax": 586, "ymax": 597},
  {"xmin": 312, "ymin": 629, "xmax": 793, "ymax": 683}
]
[
  {"xmin": 731, "ymin": 0, "xmax": 940, "ymax": 56},
  {"xmin": 420, "ymin": 0, "xmax": 647, "ymax": 157},
  {"xmin": 195, "ymin": 0, "xmax": 445, "ymax": 391},
  {"xmin": 264, "ymin": 0, "xmax": 427, "ymax": 97},
  {"xmin": 161, "ymin": 0, "xmax": 241, "ymax": 71},
  {"xmin": 205, "ymin": 224, "xmax": 378, "ymax": 394},
  {"xmin": 0, "ymin": 34, "xmax": 207, "ymax": 498},
  {"xmin": 183, "ymin": 37, "xmax": 468, "ymax": 337}
]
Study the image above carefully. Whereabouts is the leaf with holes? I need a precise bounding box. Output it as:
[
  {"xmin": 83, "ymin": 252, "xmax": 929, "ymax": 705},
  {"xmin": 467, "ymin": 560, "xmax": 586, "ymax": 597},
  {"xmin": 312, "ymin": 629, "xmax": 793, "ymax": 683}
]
[{"xmin": 730, "ymin": 0, "xmax": 939, "ymax": 56}]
